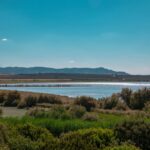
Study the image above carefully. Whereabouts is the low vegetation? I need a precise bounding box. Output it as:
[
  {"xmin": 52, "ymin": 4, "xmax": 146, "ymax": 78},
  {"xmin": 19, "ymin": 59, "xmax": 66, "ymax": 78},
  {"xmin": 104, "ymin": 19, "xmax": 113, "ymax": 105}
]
[
  {"xmin": 99, "ymin": 87, "xmax": 150, "ymax": 111},
  {"xmin": 0, "ymin": 88, "xmax": 150, "ymax": 149}
]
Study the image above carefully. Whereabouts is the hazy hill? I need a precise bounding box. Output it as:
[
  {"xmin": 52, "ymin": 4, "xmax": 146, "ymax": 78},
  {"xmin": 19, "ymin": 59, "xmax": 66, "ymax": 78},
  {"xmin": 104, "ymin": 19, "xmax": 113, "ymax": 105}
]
[{"xmin": 0, "ymin": 67, "xmax": 128, "ymax": 75}]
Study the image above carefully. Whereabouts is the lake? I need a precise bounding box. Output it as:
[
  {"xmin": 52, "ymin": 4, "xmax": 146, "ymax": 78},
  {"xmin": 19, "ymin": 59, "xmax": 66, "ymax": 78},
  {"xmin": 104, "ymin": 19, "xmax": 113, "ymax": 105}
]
[{"xmin": 0, "ymin": 82, "xmax": 150, "ymax": 99}]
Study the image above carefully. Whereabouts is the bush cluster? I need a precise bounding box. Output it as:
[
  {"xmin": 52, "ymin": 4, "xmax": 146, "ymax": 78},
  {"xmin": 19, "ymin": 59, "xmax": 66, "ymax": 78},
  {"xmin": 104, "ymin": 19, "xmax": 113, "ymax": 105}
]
[
  {"xmin": 27, "ymin": 105, "xmax": 87, "ymax": 120},
  {"xmin": 0, "ymin": 119, "xmax": 142, "ymax": 150},
  {"xmin": 115, "ymin": 120, "xmax": 150, "ymax": 150},
  {"xmin": 0, "ymin": 123, "xmax": 116, "ymax": 150},
  {"xmin": 74, "ymin": 96, "xmax": 97, "ymax": 111},
  {"xmin": 0, "ymin": 91, "xmax": 21, "ymax": 107},
  {"xmin": 38, "ymin": 95, "xmax": 62, "ymax": 104},
  {"xmin": 99, "ymin": 88, "xmax": 150, "ymax": 110},
  {"xmin": 18, "ymin": 95, "xmax": 63, "ymax": 108},
  {"xmin": 0, "ymin": 91, "xmax": 63, "ymax": 109},
  {"xmin": 58, "ymin": 128, "xmax": 114, "ymax": 150},
  {"xmin": 103, "ymin": 143, "xmax": 139, "ymax": 150},
  {"xmin": 0, "ymin": 123, "xmax": 56, "ymax": 150}
]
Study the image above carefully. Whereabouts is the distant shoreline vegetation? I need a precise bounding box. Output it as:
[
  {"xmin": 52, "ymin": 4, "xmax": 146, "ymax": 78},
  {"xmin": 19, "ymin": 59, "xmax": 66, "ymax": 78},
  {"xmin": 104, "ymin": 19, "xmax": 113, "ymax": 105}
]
[{"xmin": 0, "ymin": 87, "xmax": 150, "ymax": 111}]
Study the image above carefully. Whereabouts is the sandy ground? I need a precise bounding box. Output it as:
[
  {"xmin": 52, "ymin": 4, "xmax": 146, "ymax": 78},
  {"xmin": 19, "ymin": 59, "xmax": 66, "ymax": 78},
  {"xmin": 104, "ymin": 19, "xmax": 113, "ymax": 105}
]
[{"xmin": 0, "ymin": 107, "xmax": 27, "ymax": 117}]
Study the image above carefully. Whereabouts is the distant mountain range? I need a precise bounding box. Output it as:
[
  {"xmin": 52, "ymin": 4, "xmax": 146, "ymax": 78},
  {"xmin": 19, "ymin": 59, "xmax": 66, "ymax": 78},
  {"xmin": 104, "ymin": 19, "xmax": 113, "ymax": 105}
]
[{"xmin": 0, "ymin": 67, "xmax": 128, "ymax": 75}]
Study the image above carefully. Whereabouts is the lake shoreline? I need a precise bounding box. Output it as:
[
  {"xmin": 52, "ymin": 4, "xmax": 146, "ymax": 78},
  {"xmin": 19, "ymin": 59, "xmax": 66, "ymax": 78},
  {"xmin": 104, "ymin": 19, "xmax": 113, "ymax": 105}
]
[{"xmin": 0, "ymin": 82, "xmax": 150, "ymax": 99}]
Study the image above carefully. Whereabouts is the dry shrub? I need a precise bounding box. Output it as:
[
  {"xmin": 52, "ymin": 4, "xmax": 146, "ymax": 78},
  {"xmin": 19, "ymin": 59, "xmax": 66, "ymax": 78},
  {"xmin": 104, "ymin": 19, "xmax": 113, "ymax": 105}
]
[
  {"xmin": 102, "ymin": 94, "xmax": 119, "ymax": 109},
  {"xmin": 3, "ymin": 91, "xmax": 21, "ymax": 107},
  {"xmin": 0, "ymin": 109, "xmax": 2, "ymax": 116},
  {"xmin": 25, "ymin": 96, "xmax": 37, "ymax": 107},
  {"xmin": 82, "ymin": 113, "xmax": 99, "ymax": 121},
  {"xmin": 74, "ymin": 96, "xmax": 97, "ymax": 111},
  {"xmin": 38, "ymin": 95, "xmax": 62, "ymax": 104},
  {"xmin": 114, "ymin": 101, "xmax": 129, "ymax": 111},
  {"xmin": 0, "ymin": 92, "xmax": 6, "ymax": 104},
  {"xmin": 69, "ymin": 105, "xmax": 86, "ymax": 118}
]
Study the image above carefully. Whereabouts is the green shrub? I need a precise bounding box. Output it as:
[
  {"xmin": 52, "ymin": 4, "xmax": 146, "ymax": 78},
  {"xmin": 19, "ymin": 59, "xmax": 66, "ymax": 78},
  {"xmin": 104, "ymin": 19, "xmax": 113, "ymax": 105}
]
[
  {"xmin": 102, "ymin": 94, "xmax": 119, "ymax": 109},
  {"xmin": 130, "ymin": 88, "xmax": 150, "ymax": 109},
  {"xmin": 4, "ymin": 91, "xmax": 20, "ymax": 107},
  {"xmin": 58, "ymin": 128, "xmax": 115, "ymax": 150},
  {"xmin": 0, "ymin": 145, "xmax": 10, "ymax": 150},
  {"xmin": 27, "ymin": 108, "xmax": 47, "ymax": 118},
  {"xmin": 120, "ymin": 88, "xmax": 132, "ymax": 107},
  {"xmin": 69, "ymin": 105, "xmax": 86, "ymax": 118},
  {"xmin": 115, "ymin": 120, "xmax": 150, "ymax": 150},
  {"xmin": 103, "ymin": 143, "xmax": 139, "ymax": 150},
  {"xmin": 49, "ymin": 105, "xmax": 72, "ymax": 120},
  {"xmin": 0, "ymin": 123, "xmax": 57, "ymax": 150},
  {"xmin": 0, "ymin": 123, "xmax": 9, "ymax": 144},
  {"xmin": 74, "ymin": 96, "xmax": 97, "ymax": 111},
  {"xmin": 17, "ymin": 124, "xmax": 54, "ymax": 141}
]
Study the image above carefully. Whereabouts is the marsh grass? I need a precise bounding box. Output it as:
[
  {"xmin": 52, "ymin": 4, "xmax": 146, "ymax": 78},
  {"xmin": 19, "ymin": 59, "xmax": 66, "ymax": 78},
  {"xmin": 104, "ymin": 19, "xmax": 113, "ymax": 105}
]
[{"xmin": 1, "ymin": 112, "xmax": 148, "ymax": 136}]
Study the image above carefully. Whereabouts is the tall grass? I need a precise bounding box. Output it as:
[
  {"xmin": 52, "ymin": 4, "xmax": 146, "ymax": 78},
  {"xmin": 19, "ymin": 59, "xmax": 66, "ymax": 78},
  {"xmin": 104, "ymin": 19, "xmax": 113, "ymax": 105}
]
[{"xmin": 0, "ymin": 113, "xmax": 134, "ymax": 136}]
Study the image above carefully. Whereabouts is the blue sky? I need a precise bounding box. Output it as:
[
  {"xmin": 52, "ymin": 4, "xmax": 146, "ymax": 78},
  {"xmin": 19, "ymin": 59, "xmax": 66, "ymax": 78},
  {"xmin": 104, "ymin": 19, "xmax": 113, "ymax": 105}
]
[{"xmin": 0, "ymin": 0, "xmax": 150, "ymax": 74}]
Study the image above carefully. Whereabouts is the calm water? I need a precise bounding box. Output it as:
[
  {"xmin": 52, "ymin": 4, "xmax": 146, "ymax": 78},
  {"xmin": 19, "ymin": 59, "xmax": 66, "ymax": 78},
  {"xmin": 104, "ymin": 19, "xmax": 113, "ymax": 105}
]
[{"xmin": 0, "ymin": 82, "xmax": 150, "ymax": 99}]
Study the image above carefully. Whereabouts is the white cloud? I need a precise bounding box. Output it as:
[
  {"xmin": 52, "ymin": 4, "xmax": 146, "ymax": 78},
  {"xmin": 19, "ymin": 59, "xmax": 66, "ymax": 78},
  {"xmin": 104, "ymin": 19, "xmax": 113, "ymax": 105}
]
[
  {"xmin": 1, "ymin": 38, "xmax": 8, "ymax": 42},
  {"xmin": 69, "ymin": 60, "xmax": 75, "ymax": 64}
]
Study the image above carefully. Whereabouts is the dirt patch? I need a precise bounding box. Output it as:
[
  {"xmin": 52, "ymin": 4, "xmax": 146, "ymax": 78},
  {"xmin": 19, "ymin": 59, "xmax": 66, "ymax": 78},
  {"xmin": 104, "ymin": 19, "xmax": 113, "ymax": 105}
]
[{"xmin": 0, "ymin": 106, "xmax": 27, "ymax": 117}]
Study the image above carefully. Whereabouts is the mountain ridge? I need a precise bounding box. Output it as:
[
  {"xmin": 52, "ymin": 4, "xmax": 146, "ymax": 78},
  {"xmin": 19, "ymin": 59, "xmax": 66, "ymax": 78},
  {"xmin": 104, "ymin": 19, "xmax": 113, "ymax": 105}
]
[{"xmin": 0, "ymin": 67, "xmax": 129, "ymax": 75}]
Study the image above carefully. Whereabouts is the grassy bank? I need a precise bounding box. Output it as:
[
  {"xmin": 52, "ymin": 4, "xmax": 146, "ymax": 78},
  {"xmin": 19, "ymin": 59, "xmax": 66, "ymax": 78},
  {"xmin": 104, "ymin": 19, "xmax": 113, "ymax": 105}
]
[{"xmin": 0, "ymin": 88, "xmax": 150, "ymax": 149}]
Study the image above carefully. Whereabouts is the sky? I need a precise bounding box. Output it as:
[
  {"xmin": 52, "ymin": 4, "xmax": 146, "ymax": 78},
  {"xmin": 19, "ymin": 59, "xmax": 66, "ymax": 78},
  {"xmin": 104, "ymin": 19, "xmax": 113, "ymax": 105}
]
[{"xmin": 0, "ymin": 0, "xmax": 150, "ymax": 75}]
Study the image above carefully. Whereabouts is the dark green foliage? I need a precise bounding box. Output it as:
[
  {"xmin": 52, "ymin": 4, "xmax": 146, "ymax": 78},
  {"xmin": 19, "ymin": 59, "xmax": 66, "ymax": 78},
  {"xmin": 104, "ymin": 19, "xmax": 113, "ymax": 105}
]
[
  {"xmin": 115, "ymin": 120, "xmax": 150, "ymax": 150},
  {"xmin": 17, "ymin": 124, "xmax": 53, "ymax": 141},
  {"xmin": 0, "ymin": 122, "xmax": 117, "ymax": 150},
  {"xmin": 0, "ymin": 92, "xmax": 6, "ymax": 104},
  {"xmin": 58, "ymin": 128, "xmax": 114, "ymax": 150},
  {"xmin": 0, "ymin": 145, "xmax": 10, "ymax": 150},
  {"xmin": 120, "ymin": 88, "xmax": 132, "ymax": 106},
  {"xmin": 103, "ymin": 143, "xmax": 139, "ymax": 150},
  {"xmin": 102, "ymin": 94, "xmax": 119, "ymax": 109},
  {"xmin": 100, "ymin": 88, "xmax": 150, "ymax": 110},
  {"xmin": 74, "ymin": 96, "xmax": 97, "ymax": 111},
  {"xmin": 130, "ymin": 88, "xmax": 150, "ymax": 109},
  {"xmin": 4, "ymin": 91, "xmax": 20, "ymax": 107},
  {"xmin": 0, "ymin": 123, "xmax": 56, "ymax": 150}
]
